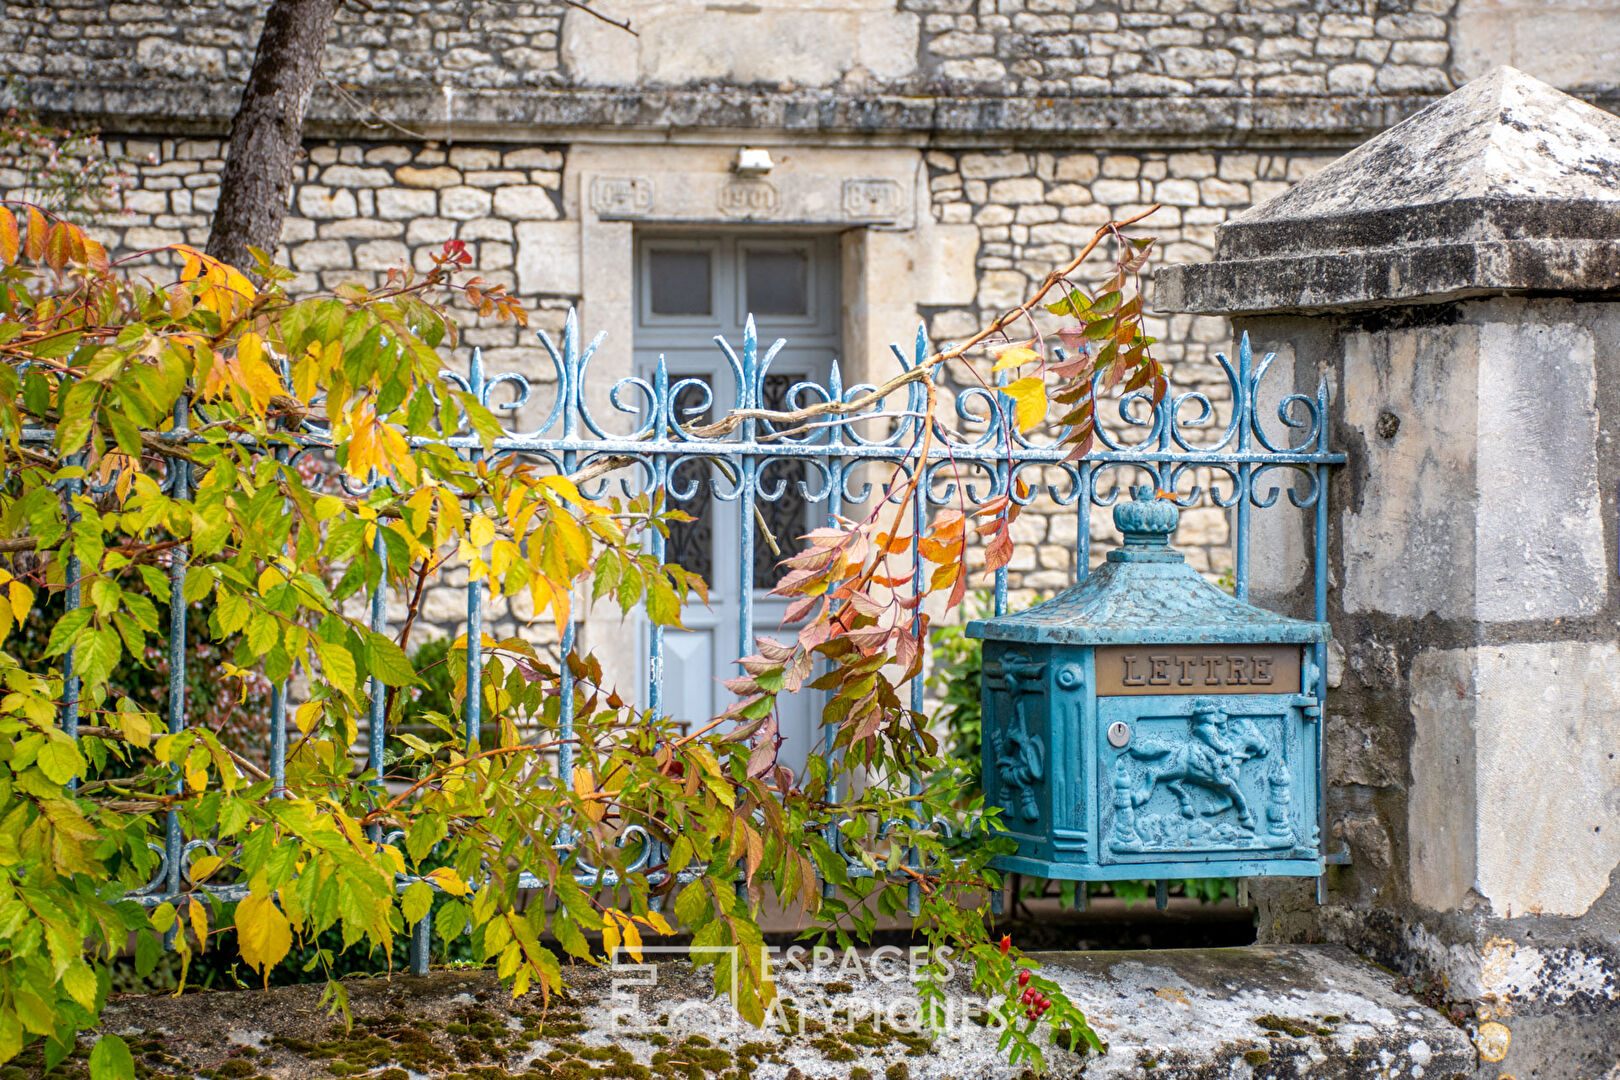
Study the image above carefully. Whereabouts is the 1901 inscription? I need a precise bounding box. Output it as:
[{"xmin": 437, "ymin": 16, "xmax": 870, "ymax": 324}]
[{"xmin": 1095, "ymin": 644, "xmax": 1301, "ymax": 696}]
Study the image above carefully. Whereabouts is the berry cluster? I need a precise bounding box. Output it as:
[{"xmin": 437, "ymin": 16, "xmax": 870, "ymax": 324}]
[{"xmin": 1016, "ymin": 969, "xmax": 1052, "ymax": 1021}]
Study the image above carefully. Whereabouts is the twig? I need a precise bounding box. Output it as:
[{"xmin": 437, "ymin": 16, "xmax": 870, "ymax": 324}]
[
  {"xmin": 74, "ymin": 724, "xmax": 272, "ymax": 782},
  {"xmin": 320, "ymin": 76, "xmax": 428, "ymax": 141},
  {"xmin": 561, "ymin": 0, "xmax": 638, "ymax": 36}
]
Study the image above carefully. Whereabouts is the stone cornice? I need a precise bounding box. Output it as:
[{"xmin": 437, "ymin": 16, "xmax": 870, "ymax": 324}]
[{"xmin": 26, "ymin": 79, "xmax": 1620, "ymax": 150}]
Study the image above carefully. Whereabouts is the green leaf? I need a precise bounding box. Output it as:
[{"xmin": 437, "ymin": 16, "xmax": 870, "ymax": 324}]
[
  {"xmin": 673, "ymin": 883, "xmax": 709, "ymax": 928},
  {"xmin": 43, "ymin": 607, "xmax": 92, "ymax": 658},
  {"xmin": 316, "ymin": 639, "xmax": 357, "ymax": 695},
  {"xmin": 1043, "ymin": 288, "xmax": 1090, "ymax": 318},
  {"xmin": 215, "ymin": 591, "xmax": 250, "ymax": 635},
  {"xmin": 646, "ymin": 577, "xmax": 682, "ymax": 627},
  {"xmin": 245, "ymin": 612, "xmax": 280, "ymax": 658},
  {"xmin": 36, "ymin": 739, "xmax": 85, "ymax": 785},
  {"xmin": 182, "ymin": 566, "xmax": 214, "ymax": 604},
  {"xmin": 401, "ymin": 882, "xmax": 433, "ymax": 926},
  {"xmin": 553, "ymin": 907, "xmax": 590, "ymax": 959},
  {"xmin": 61, "ymin": 960, "xmax": 98, "ymax": 1011},
  {"xmin": 460, "ymin": 394, "xmax": 503, "ymax": 451},
  {"xmin": 365, "ymin": 633, "xmax": 417, "ymax": 687}
]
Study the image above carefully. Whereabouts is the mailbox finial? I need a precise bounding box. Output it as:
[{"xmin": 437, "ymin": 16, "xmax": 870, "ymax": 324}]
[{"xmin": 1112, "ymin": 486, "xmax": 1180, "ymax": 559}]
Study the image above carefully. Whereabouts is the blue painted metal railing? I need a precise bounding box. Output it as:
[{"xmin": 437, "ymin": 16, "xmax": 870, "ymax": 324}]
[{"xmin": 56, "ymin": 310, "xmax": 1344, "ymax": 971}]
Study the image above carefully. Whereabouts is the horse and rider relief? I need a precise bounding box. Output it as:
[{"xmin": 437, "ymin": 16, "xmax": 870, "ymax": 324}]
[{"xmin": 1107, "ymin": 698, "xmax": 1296, "ymax": 855}]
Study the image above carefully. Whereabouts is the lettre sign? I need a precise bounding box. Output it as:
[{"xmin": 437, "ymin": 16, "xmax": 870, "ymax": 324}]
[{"xmin": 1094, "ymin": 644, "xmax": 1302, "ymax": 696}]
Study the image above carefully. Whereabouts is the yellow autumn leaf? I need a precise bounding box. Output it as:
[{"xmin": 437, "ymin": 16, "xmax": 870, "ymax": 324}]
[
  {"xmin": 538, "ymin": 474, "xmax": 585, "ymax": 505},
  {"xmin": 176, "ymin": 245, "xmax": 204, "ymax": 283},
  {"xmin": 990, "ymin": 345, "xmax": 1041, "ymax": 372},
  {"xmin": 188, "ymin": 895, "xmax": 209, "ymax": 953},
  {"xmin": 294, "ymin": 700, "xmax": 324, "ymax": 733},
  {"xmin": 426, "ymin": 867, "xmax": 469, "ymax": 897},
  {"xmin": 574, "ymin": 765, "xmax": 606, "ymax": 822},
  {"xmin": 470, "ymin": 514, "xmax": 496, "ymax": 547},
  {"xmin": 222, "ymin": 264, "xmax": 257, "ymax": 307},
  {"xmin": 116, "ymin": 711, "xmax": 152, "ymax": 749},
  {"xmin": 236, "ymin": 894, "xmax": 293, "ymax": 983},
  {"xmin": 291, "ymin": 352, "xmax": 320, "ymax": 403},
  {"xmin": 1005, "ymin": 376, "xmax": 1048, "ymax": 432},
  {"xmin": 379, "ymin": 424, "xmax": 418, "ymax": 485},
  {"xmin": 620, "ymin": 915, "xmax": 643, "ymax": 962},
  {"xmin": 7, "ymin": 579, "xmax": 31, "ymax": 622},
  {"xmin": 237, "ymin": 333, "xmax": 283, "ymax": 413},
  {"xmin": 189, "ymin": 854, "xmax": 224, "ymax": 882},
  {"xmin": 346, "ymin": 408, "xmax": 378, "ymax": 479}
]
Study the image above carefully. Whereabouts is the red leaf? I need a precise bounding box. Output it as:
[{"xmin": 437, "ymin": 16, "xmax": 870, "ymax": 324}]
[
  {"xmin": 895, "ymin": 631, "xmax": 921, "ymax": 678},
  {"xmin": 756, "ymin": 636, "xmax": 794, "ymax": 663},
  {"xmin": 782, "ymin": 593, "xmax": 821, "ymax": 625},
  {"xmin": 722, "ymin": 675, "xmax": 760, "ymax": 695},
  {"xmin": 985, "ymin": 529, "xmax": 1014, "ymax": 572},
  {"xmin": 746, "ymin": 715, "xmax": 779, "ymax": 778}
]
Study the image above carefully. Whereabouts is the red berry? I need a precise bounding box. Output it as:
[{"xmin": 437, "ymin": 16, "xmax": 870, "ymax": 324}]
[
  {"xmin": 999, "ymin": 935, "xmax": 1011, "ymax": 955},
  {"xmin": 1017, "ymin": 970, "xmax": 1031, "ymax": 987}
]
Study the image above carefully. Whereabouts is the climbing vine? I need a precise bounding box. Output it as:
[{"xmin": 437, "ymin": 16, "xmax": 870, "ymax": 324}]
[{"xmin": 0, "ymin": 198, "xmax": 1163, "ymax": 1075}]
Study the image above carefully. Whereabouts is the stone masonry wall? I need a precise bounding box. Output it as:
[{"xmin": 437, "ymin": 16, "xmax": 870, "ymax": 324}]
[
  {"xmin": 917, "ymin": 0, "xmax": 1454, "ymax": 96},
  {"xmin": 11, "ymin": 0, "xmax": 1612, "ymax": 105},
  {"xmin": 4, "ymin": 0, "xmax": 565, "ymax": 87}
]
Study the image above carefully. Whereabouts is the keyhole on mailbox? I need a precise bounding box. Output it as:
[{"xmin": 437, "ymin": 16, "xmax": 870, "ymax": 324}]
[{"xmin": 1107, "ymin": 721, "xmax": 1132, "ymax": 749}]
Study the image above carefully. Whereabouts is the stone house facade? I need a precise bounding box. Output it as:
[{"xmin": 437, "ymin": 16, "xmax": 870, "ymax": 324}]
[{"xmin": 11, "ymin": 0, "xmax": 1619, "ymax": 682}]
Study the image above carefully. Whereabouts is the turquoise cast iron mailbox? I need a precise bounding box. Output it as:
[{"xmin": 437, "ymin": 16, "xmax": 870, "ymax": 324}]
[{"xmin": 966, "ymin": 488, "xmax": 1330, "ymax": 882}]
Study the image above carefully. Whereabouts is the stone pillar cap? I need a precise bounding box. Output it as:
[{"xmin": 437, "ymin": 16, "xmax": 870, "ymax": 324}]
[{"xmin": 1155, "ymin": 67, "xmax": 1620, "ymax": 315}]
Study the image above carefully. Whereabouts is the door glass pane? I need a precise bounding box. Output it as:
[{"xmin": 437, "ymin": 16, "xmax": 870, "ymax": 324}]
[
  {"xmin": 665, "ymin": 377, "xmax": 714, "ymax": 584},
  {"xmin": 754, "ymin": 373, "xmax": 811, "ymax": 590},
  {"xmin": 745, "ymin": 249, "xmax": 808, "ymax": 316},
  {"xmin": 649, "ymin": 250, "xmax": 712, "ymax": 316}
]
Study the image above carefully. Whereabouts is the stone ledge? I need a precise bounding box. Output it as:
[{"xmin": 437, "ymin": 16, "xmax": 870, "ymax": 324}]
[
  {"xmin": 1154, "ymin": 238, "xmax": 1620, "ymax": 315},
  {"xmin": 85, "ymin": 946, "xmax": 1473, "ymax": 1079},
  {"xmin": 13, "ymin": 79, "xmax": 1569, "ymax": 150}
]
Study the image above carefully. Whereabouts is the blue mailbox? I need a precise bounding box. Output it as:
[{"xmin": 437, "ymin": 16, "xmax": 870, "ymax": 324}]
[{"xmin": 966, "ymin": 488, "xmax": 1330, "ymax": 883}]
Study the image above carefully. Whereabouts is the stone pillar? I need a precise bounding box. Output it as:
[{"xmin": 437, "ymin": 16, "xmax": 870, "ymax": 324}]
[{"xmin": 1156, "ymin": 67, "xmax": 1620, "ymax": 1078}]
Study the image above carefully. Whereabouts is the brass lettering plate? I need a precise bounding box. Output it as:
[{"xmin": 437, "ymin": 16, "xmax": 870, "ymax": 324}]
[{"xmin": 1095, "ymin": 644, "xmax": 1301, "ymax": 696}]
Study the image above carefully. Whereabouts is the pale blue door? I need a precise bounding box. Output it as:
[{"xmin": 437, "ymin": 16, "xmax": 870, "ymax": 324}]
[{"xmin": 633, "ymin": 232, "xmax": 840, "ymax": 779}]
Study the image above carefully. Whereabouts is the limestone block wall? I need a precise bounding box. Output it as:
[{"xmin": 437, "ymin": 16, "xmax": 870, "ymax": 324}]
[
  {"xmin": 10, "ymin": 0, "xmax": 1620, "ymax": 109},
  {"xmin": 2, "ymin": 0, "xmax": 565, "ymax": 87},
  {"xmin": 915, "ymin": 0, "xmax": 1455, "ymax": 96}
]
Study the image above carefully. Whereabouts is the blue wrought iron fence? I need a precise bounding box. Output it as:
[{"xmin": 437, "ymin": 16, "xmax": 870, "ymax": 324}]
[{"xmin": 54, "ymin": 310, "xmax": 1344, "ymax": 973}]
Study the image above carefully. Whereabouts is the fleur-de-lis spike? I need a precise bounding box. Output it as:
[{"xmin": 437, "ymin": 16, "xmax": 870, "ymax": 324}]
[
  {"xmin": 468, "ymin": 346, "xmax": 484, "ymax": 401},
  {"xmin": 654, "ymin": 354, "xmax": 670, "ymax": 439},
  {"xmin": 742, "ymin": 313, "xmax": 758, "ymax": 411}
]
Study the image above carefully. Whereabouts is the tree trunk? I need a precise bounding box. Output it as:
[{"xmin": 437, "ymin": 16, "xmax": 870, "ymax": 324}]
[{"xmin": 205, "ymin": 0, "xmax": 341, "ymax": 268}]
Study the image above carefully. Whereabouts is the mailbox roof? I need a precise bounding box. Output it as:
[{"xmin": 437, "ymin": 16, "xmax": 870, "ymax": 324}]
[
  {"xmin": 965, "ymin": 558, "xmax": 1329, "ymax": 646},
  {"xmin": 965, "ymin": 489, "xmax": 1330, "ymax": 646}
]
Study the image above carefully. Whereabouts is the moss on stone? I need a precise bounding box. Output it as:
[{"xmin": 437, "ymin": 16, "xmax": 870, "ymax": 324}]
[
  {"xmin": 1243, "ymin": 1050, "xmax": 1271, "ymax": 1066},
  {"xmin": 1253, "ymin": 1014, "xmax": 1312, "ymax": 1038}
]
